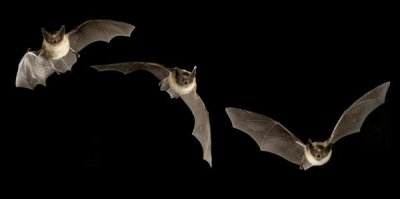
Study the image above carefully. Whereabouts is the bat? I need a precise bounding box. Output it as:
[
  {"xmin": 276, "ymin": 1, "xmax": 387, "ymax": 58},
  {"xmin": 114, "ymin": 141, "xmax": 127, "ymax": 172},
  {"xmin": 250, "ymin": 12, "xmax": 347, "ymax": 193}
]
[
  {"xmin": 226, "ymin": 82, "xmax": 390, "ymax": 170},
  {"xmin": 90, "ymin": 62, "xmax": 212, "ymax": 167},
  {"xmin": 16, "ymin": 20, "xmax": 135, "ymax": 90}
]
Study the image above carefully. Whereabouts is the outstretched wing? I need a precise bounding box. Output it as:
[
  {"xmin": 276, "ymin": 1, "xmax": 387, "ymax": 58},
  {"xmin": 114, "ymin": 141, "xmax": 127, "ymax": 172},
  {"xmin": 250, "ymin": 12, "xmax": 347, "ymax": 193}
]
[
  {"xmin": 51, "ymin": 50, "xmax": 78, "ymax": 73},
  {"xmin": 328, "ymin": 82, "xmax": 390, "ymax": 144},
  {"xmin": 68, "ymin": 20, "xmax": 134, "ymax": 52},
  {"xmin": 91, "ymin": 62, "xmax": 171, "ymax": 80},
  {"xmin": 226, "ymin": 107, "xmax": 305, "ymax": 166},
  {"xmin": 16, "ymin": 50, "xmax": 55, "ymax": 90},
  {"xmin": 181, "ymin": 91, "xmax": 212, "ymax": 167}
]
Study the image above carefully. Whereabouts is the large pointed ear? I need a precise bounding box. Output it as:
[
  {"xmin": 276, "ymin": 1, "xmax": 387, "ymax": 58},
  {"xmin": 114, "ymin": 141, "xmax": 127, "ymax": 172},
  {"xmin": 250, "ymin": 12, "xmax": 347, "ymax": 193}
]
[
  {"xmin": 41, "ymin": 27, "xmax": 49, "ymax": 38},
  {"xmin": 191, "ymin": 66, "xmax": 197, "ymax": 78},
  {"xmin": 170, "ymin": 68, "xmax": 178, "ymax": 77},
  {"xmin": 58, "ymin": 25, "xmax": 66, "ymax": 37},
  {"xmin": 308, "ymin": 139, "xmax": 313, "ymax": 146}
]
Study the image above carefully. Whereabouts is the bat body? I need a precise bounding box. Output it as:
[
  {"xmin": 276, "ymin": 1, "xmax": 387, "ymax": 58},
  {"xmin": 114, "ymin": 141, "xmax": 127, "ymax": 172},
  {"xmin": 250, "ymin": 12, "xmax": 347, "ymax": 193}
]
[
  {"xmin": 16, "ymin": 20, "xmax": 135, "ymax": 89},
  {"xmin": 91, "ymin": 62, "xmax": 212, "ymax": 167},
  {"xmin": 226, "ymin": 82, "xmax": 390, "ymax": 170}
]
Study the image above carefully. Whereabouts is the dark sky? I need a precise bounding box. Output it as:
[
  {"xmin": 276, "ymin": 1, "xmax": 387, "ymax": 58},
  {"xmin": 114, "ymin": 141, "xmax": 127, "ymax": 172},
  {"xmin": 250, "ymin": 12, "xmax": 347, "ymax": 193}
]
[{"xmin": 4, "ymin": 2, "xmax": 397, "ymax": 195}]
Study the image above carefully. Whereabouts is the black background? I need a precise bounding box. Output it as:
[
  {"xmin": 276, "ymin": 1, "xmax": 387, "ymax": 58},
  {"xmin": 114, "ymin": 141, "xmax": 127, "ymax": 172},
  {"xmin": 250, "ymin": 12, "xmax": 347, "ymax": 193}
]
[{"xmin": 3, "ymin": 2, "xmax": 398, "ymax": 195}]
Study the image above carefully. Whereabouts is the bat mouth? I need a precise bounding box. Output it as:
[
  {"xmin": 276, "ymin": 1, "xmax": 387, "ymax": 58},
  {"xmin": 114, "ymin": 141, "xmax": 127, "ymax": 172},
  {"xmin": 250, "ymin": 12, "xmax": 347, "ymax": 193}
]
[
  {"xmin": 49, "ymin": 40, "xmax": 58, "ymax": 45},
  {"xmin": 316, "ymin": 154, "xmax": 321, "ymax": 160}
]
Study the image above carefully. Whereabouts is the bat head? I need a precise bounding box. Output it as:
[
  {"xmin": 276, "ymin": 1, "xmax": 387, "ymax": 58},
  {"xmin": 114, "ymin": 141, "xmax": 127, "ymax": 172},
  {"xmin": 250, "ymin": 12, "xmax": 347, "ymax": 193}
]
[
  {"xmin": 307, "ymin": 139, "xmax": 332, "ymax": 162},
  {"xmin": 41, "ymin": 25, "xmax": 66, "ymax": 46},
  {"xmin": 172, "ymin": 66, "xmax": 197, "ymax": 87}
]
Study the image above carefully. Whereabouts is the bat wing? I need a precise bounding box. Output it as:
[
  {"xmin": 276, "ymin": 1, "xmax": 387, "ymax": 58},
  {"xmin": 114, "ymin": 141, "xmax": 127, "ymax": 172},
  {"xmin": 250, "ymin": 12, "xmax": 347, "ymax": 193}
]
[
  {"xmin": 51, "ymin": 50, "xmax": 78, "ymax": 73},
  {"xmin": 181, "ymin": 91, "xmax": 212, "ymax": 167},
  {"xmin": 226, "ymin": 107, "xmax": 305, "ymax": 166},
  {"xmin": 328, "ymin": 82, "xmax": 390, "ymax": 144},
  {"xmin": 68, "ymin": 20, "xmax": 135, "ymax": 52},
  {"xmin": 16, "ymin": 50, "xmax": 55, "ymax": 89},
  {"xmin": 91, "ymin": 62, "xmax": 171, "ymax": 80}
]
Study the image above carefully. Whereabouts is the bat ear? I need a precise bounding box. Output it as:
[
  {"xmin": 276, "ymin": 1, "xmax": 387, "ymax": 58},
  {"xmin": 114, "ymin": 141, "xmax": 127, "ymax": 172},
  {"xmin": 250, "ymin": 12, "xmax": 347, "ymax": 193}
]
[
  {"xmin": 172, "ymin": 68, "xmax": 178, "ymax": 76},
  {"xmin": 191, "ymin": 66, "xmax": 197, "ymax": 77},
  {"xmin": 41, "ymin": 27, "xmax": 49, "ymax": 37},
  {"xmin": 308, "ymin": 139, "xmax": 313, "ymax": 145},
  {"xmin": 58, "ymin": 25, "xmax": 66, "ymax": 36}
]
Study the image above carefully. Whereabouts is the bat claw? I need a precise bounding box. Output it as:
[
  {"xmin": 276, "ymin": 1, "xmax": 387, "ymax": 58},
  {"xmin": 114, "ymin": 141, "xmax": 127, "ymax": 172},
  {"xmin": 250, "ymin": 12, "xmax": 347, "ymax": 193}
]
[
  {"xmin": 74, "ymin": 52, "xmax": 81, "ymax": 59},
  {"xmin": 69, "ymin": 48, "xmax": 80, "ymax": 58}
]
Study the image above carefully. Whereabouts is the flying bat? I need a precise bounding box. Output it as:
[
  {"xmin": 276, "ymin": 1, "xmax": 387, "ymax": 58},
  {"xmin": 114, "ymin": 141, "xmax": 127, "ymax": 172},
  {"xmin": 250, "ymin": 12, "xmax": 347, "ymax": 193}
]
[
  {"xmin": 226, "ymin": 82, "xmax": 390, "ymax": 170},
  {"xmin": 91, "ymin": 62, "xmax": 212, "ymax": 166},
  {"xmin": 16, "ymin": 20, "xmax": 135, "ymax": 89}
]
